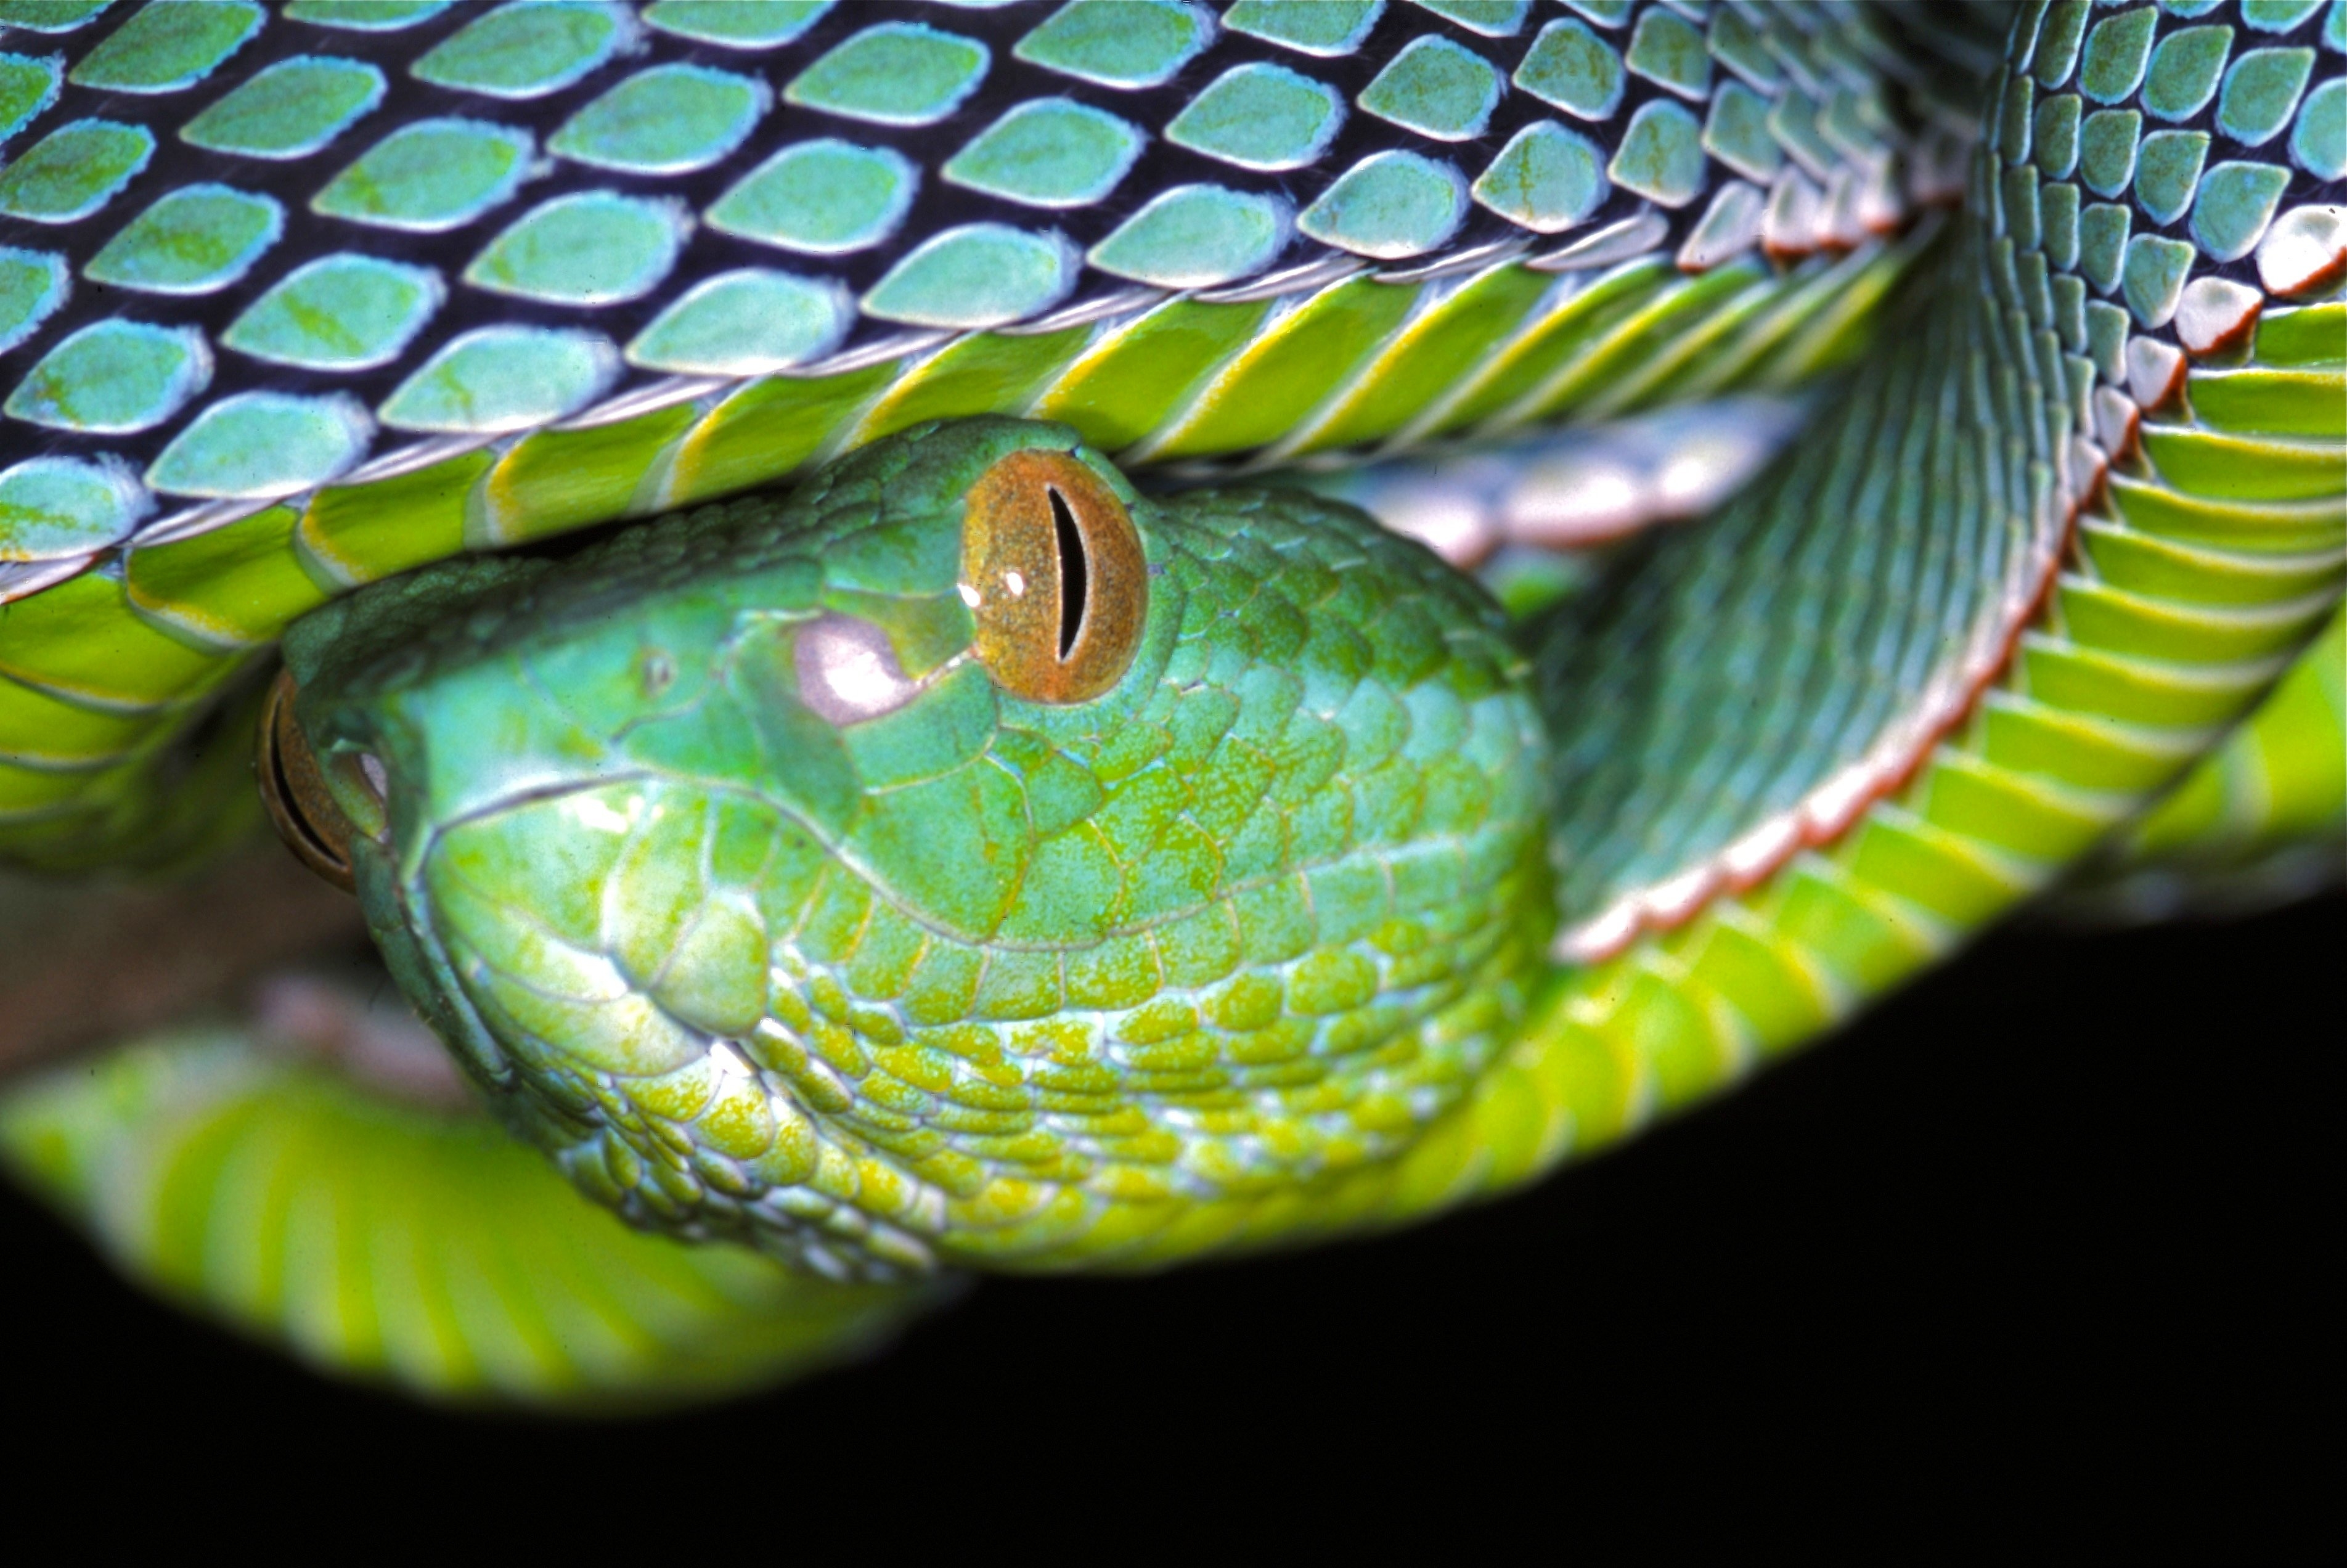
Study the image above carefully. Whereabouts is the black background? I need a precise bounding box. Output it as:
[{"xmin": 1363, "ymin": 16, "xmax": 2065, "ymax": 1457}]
[{"xmin": 4, "ymin": 894, "xmax": 2335, "ymax": 1561}]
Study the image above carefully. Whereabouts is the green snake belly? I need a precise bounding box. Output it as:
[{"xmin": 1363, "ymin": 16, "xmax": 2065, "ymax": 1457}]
[{"xmin": 0, "ymin": 1, "xmax": 2339, "ymax": 1405}]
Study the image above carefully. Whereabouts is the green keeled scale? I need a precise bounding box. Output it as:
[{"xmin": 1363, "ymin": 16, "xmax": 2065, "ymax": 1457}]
[{"xmin": 0, "ymin": 0, "xmax": 2338, "ymax": 1408}]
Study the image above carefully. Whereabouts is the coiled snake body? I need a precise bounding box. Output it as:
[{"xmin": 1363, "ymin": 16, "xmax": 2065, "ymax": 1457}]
[{"xmin": 0, "ymin": 0, "xmax": 2338, "ymax": 1405}]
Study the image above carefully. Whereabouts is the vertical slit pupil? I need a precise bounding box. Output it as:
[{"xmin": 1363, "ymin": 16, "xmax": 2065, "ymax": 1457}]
[{"xmin": 1050, "ymin": 486, "xmax": 1088, "ymax": 661}]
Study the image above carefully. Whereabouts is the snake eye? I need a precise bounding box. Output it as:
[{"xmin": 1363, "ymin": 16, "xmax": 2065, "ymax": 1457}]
[
  {"xmin": 960, "ymin": 448, "xmax": 1146, "ymax": 705},
  {"xmin": 258, "ymin": 669, "xmax": 383, "ymax": 894}
]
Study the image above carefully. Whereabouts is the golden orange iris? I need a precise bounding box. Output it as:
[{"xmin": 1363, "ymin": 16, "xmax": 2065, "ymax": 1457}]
[{"xmin": 961, "ymin": 448, "xmax": 1146, "ymax": 705}]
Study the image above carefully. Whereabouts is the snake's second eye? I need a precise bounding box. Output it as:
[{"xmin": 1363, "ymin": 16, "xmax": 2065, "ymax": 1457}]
[
  {"xmin": 258, "ymin": 669, "xmax": 383, "ymax": 894},
  {"xmin": 961, "ymin": 448, "xmax": 1146, "ymax": 705}
]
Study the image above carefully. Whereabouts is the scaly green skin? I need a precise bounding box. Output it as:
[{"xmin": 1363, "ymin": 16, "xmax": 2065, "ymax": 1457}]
[
  {"xmin": 0, "ymin": 237, "xmax": 1920, "ymax": 875},
  {"xmin": 0, "ymin": 1025, "xmax": 938, "ymax": 1407},
  {"xmin": 0, "ymin": 1, "xmax": 2340, "ymax": 1404},
  {"xmin": 284, "ymin": 418, "xmax": 1552, "ymax": 1276},
  {"xmin": 2063, "ymin": 601, "xmax": 2346, "ymax": 918},
  {"xmin": 2, "ymin": 0, "xmax": 1972, "ymax": 868}
]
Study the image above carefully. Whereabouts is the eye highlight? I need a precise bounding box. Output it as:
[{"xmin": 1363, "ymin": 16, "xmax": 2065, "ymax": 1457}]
[
  {"xmin": 258, "ymin": 668, "xmax": 382, "ymax": 894},
  {"xmin": 961, "ymin": 449, "xmax": 1146, "ymax": 705}
]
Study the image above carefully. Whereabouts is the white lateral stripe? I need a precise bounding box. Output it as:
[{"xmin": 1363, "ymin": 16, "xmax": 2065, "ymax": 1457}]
[{"xmin": 1550, "ymin": 336, "xmax": 2142, "ymax": 966}]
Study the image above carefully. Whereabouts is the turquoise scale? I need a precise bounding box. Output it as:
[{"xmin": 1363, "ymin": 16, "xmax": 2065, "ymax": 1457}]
[
  {"xmin": 0, "ymin": 0, "xmax": 2333, "ymax": 1410},
  {"xmin": 1, "ymin": 0, "xmax": 1990, "ymax": 581}
]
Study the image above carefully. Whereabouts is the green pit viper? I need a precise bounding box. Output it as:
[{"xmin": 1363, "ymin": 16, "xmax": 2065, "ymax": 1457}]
[{"xmin": 0, "ymin": 0, "xmax": 2338, "ymax": 1408}]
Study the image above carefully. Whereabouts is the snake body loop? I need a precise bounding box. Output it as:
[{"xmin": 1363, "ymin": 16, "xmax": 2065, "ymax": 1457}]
[{"xmin": 0, "ymin": 1, "xmax": 2338, "ymax": 1403}]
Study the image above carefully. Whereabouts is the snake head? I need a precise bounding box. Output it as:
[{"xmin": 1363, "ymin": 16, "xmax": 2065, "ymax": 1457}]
[{"xmin": 274, "ymin": 419, "xmax": 1553, "ymax": 1278}]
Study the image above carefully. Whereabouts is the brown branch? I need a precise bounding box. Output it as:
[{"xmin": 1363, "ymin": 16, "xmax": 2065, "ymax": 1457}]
[{"xmin": 0, "ymin": 842, "xmax": 370, "ymax": 1083}]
